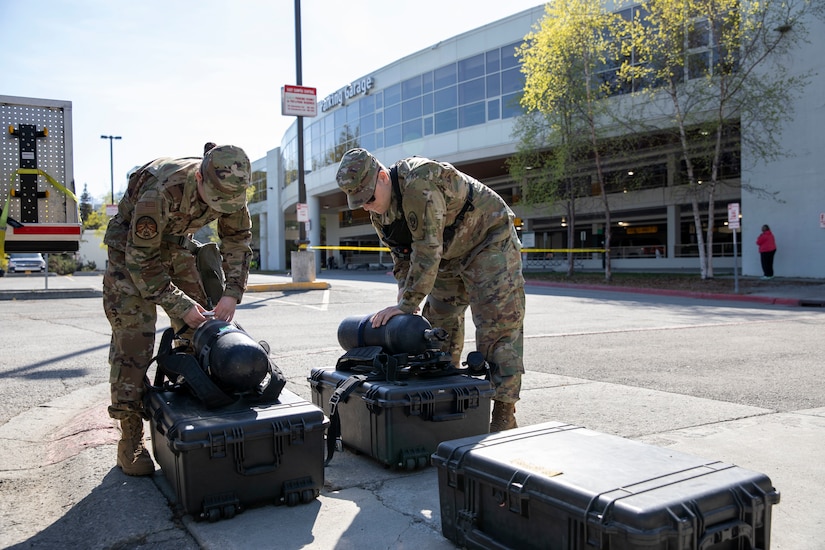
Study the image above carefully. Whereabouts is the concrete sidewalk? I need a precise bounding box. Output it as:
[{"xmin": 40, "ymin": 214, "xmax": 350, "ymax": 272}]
[
  {"xmin": 5, "ymin": 365, "xmax": 822, "ymax": 548},
  {"xmin": 2, "ymin": 271, "xmax": 823, "ymax": 548}
]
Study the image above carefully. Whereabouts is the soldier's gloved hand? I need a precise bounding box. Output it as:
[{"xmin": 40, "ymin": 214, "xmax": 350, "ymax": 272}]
[{"xmin": 183, "ymin": 305, "xmax": 210, "ymax": 328}]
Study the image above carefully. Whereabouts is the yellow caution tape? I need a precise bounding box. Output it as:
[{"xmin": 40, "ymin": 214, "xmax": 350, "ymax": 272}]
[{"xmin": 0, "ymin": 168, "xmax": 80, "ymax": 270}]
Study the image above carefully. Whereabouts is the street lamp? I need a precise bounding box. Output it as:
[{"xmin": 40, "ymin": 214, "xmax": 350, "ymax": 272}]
[{"xmin": 100, "ymin": 135, "xmax": 122, "ymax": 204}]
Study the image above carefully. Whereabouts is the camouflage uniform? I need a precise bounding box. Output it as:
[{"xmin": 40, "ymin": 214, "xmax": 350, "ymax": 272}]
[
  {"xmin": 338, "ymin": 150, "xmax": 525, "ymax": 405},
  {"xmin": 103, "ymin": 149, "xmax": 252, "ymax": 420}
]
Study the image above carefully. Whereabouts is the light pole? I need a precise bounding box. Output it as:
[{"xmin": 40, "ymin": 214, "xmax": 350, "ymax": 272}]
[{"xmin": 100, "ymin": 135, "xmax": 121, "ymax": 204}]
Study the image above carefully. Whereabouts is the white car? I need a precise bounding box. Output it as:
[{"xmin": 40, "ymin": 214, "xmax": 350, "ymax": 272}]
[{"xmin": 7, "ymin": 253, "xmax": 47, "ymax": 273}]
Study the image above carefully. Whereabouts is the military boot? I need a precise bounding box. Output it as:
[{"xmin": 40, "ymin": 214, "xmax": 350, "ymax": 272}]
[
  {"xmin": 489, "ymin": 401, "xmax": 518, "ymax": 432},
  {"xmin": 117, "ymin": 414, "xmax": 155, "ymax": 476}
]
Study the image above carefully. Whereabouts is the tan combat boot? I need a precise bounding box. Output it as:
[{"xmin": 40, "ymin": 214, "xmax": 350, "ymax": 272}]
[
  {"xmin": 117, "ymin": 414, "xmax": 155, "ymax": 476},
  {"xmin": 490, "ymin": 401, "xmax": 518, "ymax": 432}
]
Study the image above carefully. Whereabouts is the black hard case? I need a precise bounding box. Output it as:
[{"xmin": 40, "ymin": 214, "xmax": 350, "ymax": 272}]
[
  {"xmin": 147, "ymin": 387, "xmax": 328, "ymax": 521},
  {"xmin": 309, "ymin": 366, "xmax": 495, "ymax": 469},
  {"xmin": 432, "ymin": 421, "xmax": 779, "ymax": 550}
]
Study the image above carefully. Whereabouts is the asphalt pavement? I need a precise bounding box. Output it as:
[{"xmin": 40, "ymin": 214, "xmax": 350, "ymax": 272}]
[{"xmin": 1, "ymin": 269, "xmax": 824, "ymax": 549}]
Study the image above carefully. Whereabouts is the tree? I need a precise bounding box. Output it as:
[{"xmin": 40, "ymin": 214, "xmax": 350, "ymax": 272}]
[
  {"xmin": 79, "ymin": 184, "xmax": 94, "ymax": 224},
  {"xmin": 515, "ymin": 0, "xmax": 629, "ymax": 281},
  {"xmin": 83, "ymin": 208, "xmax": 107, "ymax": 230},
  {"xmin": 621, "ymin": 0, "xmax": 825, "ymax": 279}
]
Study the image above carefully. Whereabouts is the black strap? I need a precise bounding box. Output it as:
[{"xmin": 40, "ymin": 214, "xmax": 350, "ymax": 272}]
[
  {"xmin": 145, "ymin": 327, "xmax": 235, "ymax": 409},
  {"xmin": 443, "ymin": 183, "xmax": 475, "ymax": 247},
  {"xmin": 325, "ymin": 374, "xmax": 372, "ymax": 466},
  {"xmin": 388, "ymin": 165, "xmax": 475, "ymax": 251}
]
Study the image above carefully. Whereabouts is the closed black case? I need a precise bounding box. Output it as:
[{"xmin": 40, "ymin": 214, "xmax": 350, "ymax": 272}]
[
  {"xmin": 432, "ymin": 421, "xmax": 779, "ymax": 549},
  {"xmin": 147, "ymin": 387, "xmax": 328, "ymax": 521}
]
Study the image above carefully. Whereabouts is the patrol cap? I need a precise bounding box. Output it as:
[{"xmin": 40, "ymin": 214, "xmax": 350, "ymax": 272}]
[
  {"xmin": 336, "ymin": 148, "xmax": 379, "ymax": 209},
  {"xmin": 201, "ymin": 145, "xmax": 251, "ymax": 213}
]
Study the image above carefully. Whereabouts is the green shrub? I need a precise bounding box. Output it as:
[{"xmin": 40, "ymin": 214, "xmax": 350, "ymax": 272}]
[{"xmin": 48, "ymin": 253, "xmax": 80, "ymax": 275}]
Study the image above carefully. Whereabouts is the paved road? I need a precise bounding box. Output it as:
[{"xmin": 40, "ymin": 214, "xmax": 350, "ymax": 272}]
[{"xmin": 0, "ymin": 270, "xmax": 823, "ymax": 548}]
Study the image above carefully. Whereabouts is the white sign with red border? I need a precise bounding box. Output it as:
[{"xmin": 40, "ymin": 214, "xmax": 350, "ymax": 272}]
[
  {"xmin": 296, "ymin": 203, "xmax": 309, "ymax": 222},
  {"xmin": 282, "ymin": 85, "xmax": 318, "ymax": 117},
  {"xmin": 727, "ymin": 203, "xmax": 740, "ymax": 229}
]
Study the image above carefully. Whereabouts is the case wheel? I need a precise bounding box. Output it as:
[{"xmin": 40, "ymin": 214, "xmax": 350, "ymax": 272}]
[
  {"xmin": 222, "ymin": 505, "xmax": 236, "ymax": 519},
  {"xmin": 301, "ymin": 489, "xmax": 315, "ymax": 503},
  {"xmin": 286, "ymin": 492, "xmax": 300, "ymax": 506},
  {"xmin": 207, "ymin": 508, "xmax": 221, "ymax": 522}
]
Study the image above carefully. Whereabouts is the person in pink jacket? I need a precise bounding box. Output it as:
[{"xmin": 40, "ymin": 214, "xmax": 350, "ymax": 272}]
[{"xmin": 756, "ymin": 224, "xmax": 777, "ymax": 279}]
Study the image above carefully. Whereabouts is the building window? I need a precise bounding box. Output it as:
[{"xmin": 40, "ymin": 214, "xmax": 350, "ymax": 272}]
[{"xmin": 295, "ymin": 37, "xmax": 530, "ymax": 178}]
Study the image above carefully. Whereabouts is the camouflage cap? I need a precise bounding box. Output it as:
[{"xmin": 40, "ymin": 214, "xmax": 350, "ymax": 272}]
[
  {"xmin": 336, "ymin": 148, "xmax": 379, "ymax": 209},
  {"xmin": 201, "ymin": 145, "xmax": 251, "ymax": 213}
]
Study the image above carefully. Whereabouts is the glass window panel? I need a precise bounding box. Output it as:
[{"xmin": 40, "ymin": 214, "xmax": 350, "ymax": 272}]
[
  {"xmin": 375, "ymin": 130, "xmax": 383, "ymax": 149},
  {"xmin": 486, "ymin": 48, "xmax": 500, "ymax": 72},
  {"xmin": 688, "ymin": 19, "xmax": 710, "ymax": 49},
  {"xmin": 434, "ymin": 63, "xmax": 457, "ymax": 90},
  {"xmin": 334, "ymin": 107, "xmax": 347, "ymax": 129},
  {"xmin": 422, "ymin": 92, "xmax": 433, "ymax": 115},
  {"xmin": 435, "ymin": 109, "xmax": 457, "ymax": 134},
  {"xmin": 458, "ymin": 53, "xmax": 485, "ymax": 82},
  {"xmin": 402, "ymin": 119, "xmax": 422, "ymax": 142},
  {"xmin": 424, "ymin": 116, "xmax": 433, "ymax": 136},
  {"xmin": 346, "ymin": 102, "xmax": 359, "ymax": 124},
  {"xmin": 375, "ymin": 111, "xmax": 383, "ymax": 129},
  {"xmin": 459, "ymin": 78, "xmax": 485, "ymax": 105},
  {"xmin": 384, "ymin": 124, "xmax": 402, "ymax": 147},
  {"xmin": 360, "ymin": 94, "xmax": 375, "ymax": 114},
  {"xmin": 500, "ymin": 41, "xmax": 521, "ymax": 69},
  {"xmin": 402, "ymin": 75, "xmax": 422, "ymax": 99},
  {"xmin": 501, "ymin": 92, "xmax": 524, "ymax": 118},
  {"xmin": 501, "ymin": 67, "xmax": 524, "ymax": 94},
  {"xmin": 360, "ymin": 113, "xmax": 375, "ymax": 134},
  {"xmin": 688, "ymin": 51, "xmax": 710, "ymax": 79},
  {"xmin": 360, "ymin": 133, "xmax": 375, "ymax": 151},
  {"xmin": 487, "ymin": 99, "xmax": 500, "ymax": 120},
  {"xmin": 423, "ymin": 71, "xmax": 434, "ymax": 93},
  {"xmin": 434, "ymin": 86, "xmax": 457, "ymax": 111},
  {"xmin": 402, "ymin": 97, "xmax": 422, "ymax": 120},
  {"xmin": 486, "ymin": 73, "xmax": 501, "ymax": 98},
  {"xmin": 384, "ymin": 103, "xmax": 401, "ymax": 127},
  {"xmin": 459, "ymin": 102, "xmax": 486, "ymax": 128},
  {"xmin": 374, "ymin": 90, "xmax": 383, "ymax": 110},
  {"xmin": 384, "ymin": 83, "xmax": 402, "ymax": 106}
]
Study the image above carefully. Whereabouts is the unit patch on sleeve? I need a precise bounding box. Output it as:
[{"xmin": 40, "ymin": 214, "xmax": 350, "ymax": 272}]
[
  {"xmin": 135, "ymin": 216, "xmax": 159, "ymax": 240},
  {"xmin": 407, "ymin": 211, "xmax": 418, "ymax": 232}
]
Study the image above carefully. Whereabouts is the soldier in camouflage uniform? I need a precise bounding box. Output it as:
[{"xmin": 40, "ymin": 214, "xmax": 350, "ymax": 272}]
[
  {"xmin": 336, "ymin": 148, "xmax": 524, "ymax": 432},
  {"xmin": 103, "ymin": 144, "xmax": 253, "ymax": 475}
]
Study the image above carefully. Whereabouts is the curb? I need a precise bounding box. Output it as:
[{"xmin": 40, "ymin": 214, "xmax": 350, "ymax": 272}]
[
  {"xmin": 246, "ymin": 281, "xmax": 331, "ymax": 292},
  {"xmin": 0, "ymin": 289, "xmax": 102, "ymax": 301},
  {"xmin": 524, "ymin": 280, "xmax": 803, "ymax": 307}
]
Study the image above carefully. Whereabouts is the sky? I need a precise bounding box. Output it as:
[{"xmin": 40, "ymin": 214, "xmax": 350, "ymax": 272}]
[{"xmin": 1, "ymin": 0, "xmax": 545, "ymax": 203}]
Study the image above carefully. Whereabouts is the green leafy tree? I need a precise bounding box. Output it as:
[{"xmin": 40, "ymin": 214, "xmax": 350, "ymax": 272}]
[
  {"xmin": 621, "ymin": 0, "xmax": 825, "ymax": 278},
  {"xmin": 83, "ymin": 208, "xmax": 107, "ymax": 230},
  {"xmin": 516, "ymin": 0, "xmax": 628, "ymax": 280},
  {"xmin": 79, "ymin": 184, "xmax": 94, "ymax": 224}
]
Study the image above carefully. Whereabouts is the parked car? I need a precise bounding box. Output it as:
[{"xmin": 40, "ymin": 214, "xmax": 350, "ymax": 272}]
[{"xmin": 7, "ymin": 253, "xmax": 47, "ymax": 273}]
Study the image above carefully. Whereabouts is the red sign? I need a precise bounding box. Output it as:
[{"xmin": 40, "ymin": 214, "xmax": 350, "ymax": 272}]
[{"xmin": 282, "ymin": 85, "xmax": 317, "ymax": 117}]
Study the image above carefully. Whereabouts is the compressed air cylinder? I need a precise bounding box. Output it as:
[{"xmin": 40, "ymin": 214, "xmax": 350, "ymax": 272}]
[
  {"xmin": 337, "ymin": 314, "xmax": 434, "ymax": 355},
  {"xmin": 192, "ymin": 320, "xmax": 270, "ymax": 394}
]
